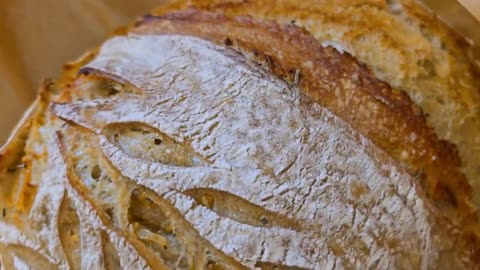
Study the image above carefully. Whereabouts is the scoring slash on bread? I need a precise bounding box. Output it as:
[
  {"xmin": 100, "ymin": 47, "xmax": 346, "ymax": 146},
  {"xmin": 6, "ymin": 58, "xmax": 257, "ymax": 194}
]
[{"xmin": 1, "ymin": 0, "xmax": 480, "ymax": 269}]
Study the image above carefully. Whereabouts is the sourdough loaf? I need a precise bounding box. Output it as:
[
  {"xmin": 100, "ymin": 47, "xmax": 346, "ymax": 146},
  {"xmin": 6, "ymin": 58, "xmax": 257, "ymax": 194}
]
[{"xmin": 1, "ymin": 0, "xmax": 480, "ymax": 269}]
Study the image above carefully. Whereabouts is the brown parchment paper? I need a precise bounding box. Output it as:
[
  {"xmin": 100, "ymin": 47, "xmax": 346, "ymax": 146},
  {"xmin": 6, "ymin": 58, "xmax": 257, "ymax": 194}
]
[{"xmin": 0, "ymin": 0, "xmax": 166, "ymax": 143}]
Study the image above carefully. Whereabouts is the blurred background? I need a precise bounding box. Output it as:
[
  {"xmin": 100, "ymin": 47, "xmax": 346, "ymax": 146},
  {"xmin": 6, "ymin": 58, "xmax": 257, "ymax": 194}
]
[
  {"xmin": 0, "ymin": 0, "xmax": 478, "ymax": 144},
  {"xmin": 0, "ymin": 0, "xmax": 166, "ymax": 143}
]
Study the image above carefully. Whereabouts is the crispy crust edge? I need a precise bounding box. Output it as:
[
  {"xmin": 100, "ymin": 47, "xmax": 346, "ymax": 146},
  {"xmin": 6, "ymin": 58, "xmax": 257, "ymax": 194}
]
[{"xmin": 132, "ymin": 9, "xmax": 472, "ymax": 209}]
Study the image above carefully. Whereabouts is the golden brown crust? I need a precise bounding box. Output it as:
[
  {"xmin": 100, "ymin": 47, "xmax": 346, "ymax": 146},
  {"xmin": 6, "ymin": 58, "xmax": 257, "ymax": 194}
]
[
  {"xmin": 1, "ymin": 1, "xmax": 480, "ymax": 268},
  {"xmin": 57, "ymin": 131, "xmax": 170, "ymax": 270},
  {"xmin": 132, "ymin": 9, "xmax": 473, "ymax": 217},
  {"xmin": 152, "ymin": 0, "xmax": 480, "ymax": 213},
  {"xmin": 54, "ymin": 33, "xmax": 478, "ymax": 266}
]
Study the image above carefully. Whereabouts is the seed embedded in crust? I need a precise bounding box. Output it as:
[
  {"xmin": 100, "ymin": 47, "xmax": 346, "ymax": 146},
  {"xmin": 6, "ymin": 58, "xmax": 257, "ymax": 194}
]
[
  {"xmin": 224, "ymin": 37, "xmax": 233, "ymax": 46},
  {"xmin": 260, "ymin": 216, "xmax": 269, "ymax": 225}
]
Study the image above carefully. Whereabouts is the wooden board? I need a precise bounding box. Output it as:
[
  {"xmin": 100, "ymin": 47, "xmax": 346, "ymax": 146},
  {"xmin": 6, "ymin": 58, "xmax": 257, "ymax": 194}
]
[{"xmin": 458, "ymin": 0, "xmax": 480, "ymax": 21}]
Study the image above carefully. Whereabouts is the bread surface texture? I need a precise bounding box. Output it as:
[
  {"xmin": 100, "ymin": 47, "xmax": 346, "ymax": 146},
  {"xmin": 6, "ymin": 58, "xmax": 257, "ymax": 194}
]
[{"xmin": 1, "ymin": 0, "xmax": 480, "ymax": 269}]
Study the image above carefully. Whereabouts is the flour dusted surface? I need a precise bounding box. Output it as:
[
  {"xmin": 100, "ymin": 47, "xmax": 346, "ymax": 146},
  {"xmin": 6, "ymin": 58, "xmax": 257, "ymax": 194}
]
[{"xmin": 46, "ymin": 34, "xmax": 473, "ymax": 268}]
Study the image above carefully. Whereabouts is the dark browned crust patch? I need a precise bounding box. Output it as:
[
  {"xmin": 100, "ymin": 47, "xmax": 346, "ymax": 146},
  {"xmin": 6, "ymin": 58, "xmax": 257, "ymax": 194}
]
[{"xmin": 131, "ymin": 10, "xmax": 473, "ymax": 217}]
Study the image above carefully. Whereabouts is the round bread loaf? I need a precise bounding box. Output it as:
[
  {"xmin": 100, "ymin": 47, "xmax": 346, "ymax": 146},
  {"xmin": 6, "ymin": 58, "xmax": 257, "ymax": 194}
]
[{"xmin": 1, "ymin": 0, "xmax": 480, "ymax": 269}]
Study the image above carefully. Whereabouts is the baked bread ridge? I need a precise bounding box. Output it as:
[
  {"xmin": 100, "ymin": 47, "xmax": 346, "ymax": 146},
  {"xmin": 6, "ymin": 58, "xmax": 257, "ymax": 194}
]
[
  {"xmin": 132, "ymin": 8, "xmax": 476, "ymax": 224},
  {"xmin": 155, "ymin": 0, "xmax": 480, "ymax": 208},
  {"xmin": 9, "ymin": 32, "xmax": 478, "ymax": 269},
  {"xmin": 0, "ymin": 3, "xmax": 479, "ymax": 270}
]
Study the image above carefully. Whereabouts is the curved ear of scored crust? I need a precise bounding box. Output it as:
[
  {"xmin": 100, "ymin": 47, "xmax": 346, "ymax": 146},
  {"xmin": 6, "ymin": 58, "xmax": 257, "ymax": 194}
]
[
  {"xmin": 1, "ymin": 3, "xmax": 480, "ymax": 270},
  {"xmin": 155, "ymin": 0, "xmax": 480, "ymax": 209}
]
